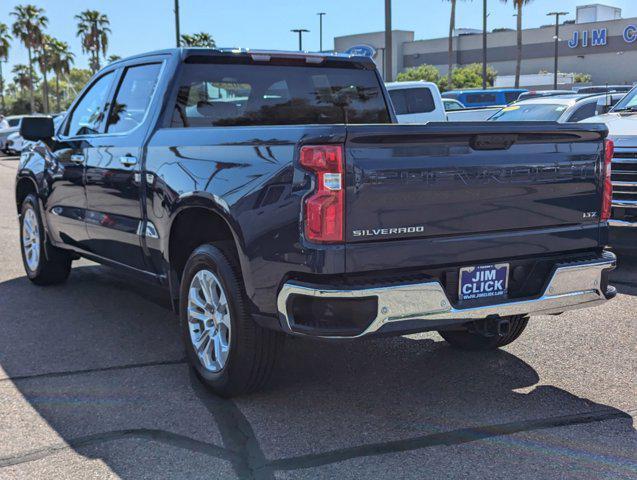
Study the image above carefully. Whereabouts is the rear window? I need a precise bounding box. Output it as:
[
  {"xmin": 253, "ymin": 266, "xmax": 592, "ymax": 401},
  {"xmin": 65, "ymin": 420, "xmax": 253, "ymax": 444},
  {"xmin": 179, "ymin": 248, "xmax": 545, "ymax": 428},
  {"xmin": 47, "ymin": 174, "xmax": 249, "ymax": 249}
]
[
  {"xmin": 171, "ymin": 63, "xmax": 390, "ymax": 127},
  {"xmin": 465, "ymin": 93, "xmax": 497, "ymax": 105},
  {"xmin": 8, "ymin": 119, "xmax": 20, "ymax": 127},
  {"xmin": 388, "ymin": 88, "xmax": 435, "ymax": 115},
  {"xmin": 490, "ymin": 104, "xmax": 568, "ymax": 122}
]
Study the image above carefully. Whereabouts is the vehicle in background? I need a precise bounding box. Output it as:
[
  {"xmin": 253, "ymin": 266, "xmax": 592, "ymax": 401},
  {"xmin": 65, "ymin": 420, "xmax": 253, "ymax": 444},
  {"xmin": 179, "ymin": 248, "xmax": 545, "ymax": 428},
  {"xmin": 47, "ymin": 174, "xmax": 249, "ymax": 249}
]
[
  {"xmin": 4, "ymin": 131, "xmax": 25, "ymax": 155},
  {"xmin": 442, "ymin": 88, "xmax": 527, "ymax": 108},
  {"xmin": 446, "ymin": 106, "xmax": 503, "ymax": 122},
  {"xmin": 15, "ymin": 48, "xmax": 616, "ymax": 397},
  {"xmin": 385, "ymin": 81, "xmax": 446, "ymax": 123},
  {"xmin": 574, "ymin": 85, "xmax": 633, "ymax": 95},
  {"xmin": 0, "ymin": 116, "xmax": 25, "ymax": 154},
  {"xmin": 581, "ymin": 85, "xmax": 637, "ymax": 245},
  {"xmin": 489, "ymin": 94, "xmax": 624, "ymax": 123},
  {"xmin": 442, "ymin": 98, "xmax": 465, "ymax": 111},
  {"xmin": 516, "ymin": 90, "xmax": 573, "ymax": 102}
]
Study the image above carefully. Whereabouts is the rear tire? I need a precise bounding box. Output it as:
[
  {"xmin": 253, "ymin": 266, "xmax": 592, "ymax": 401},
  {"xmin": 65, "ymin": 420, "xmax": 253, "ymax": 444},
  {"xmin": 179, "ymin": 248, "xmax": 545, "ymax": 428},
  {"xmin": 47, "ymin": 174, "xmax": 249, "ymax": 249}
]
[
  {"xmin": 20, "ymin": 194, "xmax": 72, "ymax": 286},
  {"xmin": 179, "ymin": 243, "xmax": 284, "ymax": 397},
  {"xmin": 438, "ymin": 315, "xmax": 529, "ymax": 350}
]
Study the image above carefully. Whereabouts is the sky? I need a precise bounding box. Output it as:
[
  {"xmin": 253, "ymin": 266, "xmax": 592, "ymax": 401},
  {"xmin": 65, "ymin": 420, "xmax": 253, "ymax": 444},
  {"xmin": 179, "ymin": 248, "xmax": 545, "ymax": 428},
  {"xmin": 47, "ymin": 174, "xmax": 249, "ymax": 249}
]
[{"xmin": 2, "ymin": 0, "xmax": 637, "ymax": 77}]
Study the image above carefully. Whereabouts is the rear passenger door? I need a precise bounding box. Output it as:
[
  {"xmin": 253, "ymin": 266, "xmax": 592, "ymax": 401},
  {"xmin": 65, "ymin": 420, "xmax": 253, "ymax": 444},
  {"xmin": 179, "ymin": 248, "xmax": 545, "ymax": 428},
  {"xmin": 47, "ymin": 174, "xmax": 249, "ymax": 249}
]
[{"xmin": 84, "ymin": 61, "xmax": 164, "ymax": 271}]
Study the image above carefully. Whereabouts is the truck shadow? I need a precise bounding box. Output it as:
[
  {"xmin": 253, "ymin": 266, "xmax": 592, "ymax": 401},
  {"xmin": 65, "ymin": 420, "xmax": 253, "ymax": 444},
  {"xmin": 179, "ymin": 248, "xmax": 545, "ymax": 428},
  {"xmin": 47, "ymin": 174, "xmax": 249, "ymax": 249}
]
[{"xmin": 0, "ymin": 265, "xmax": 634, "ymax": 479}]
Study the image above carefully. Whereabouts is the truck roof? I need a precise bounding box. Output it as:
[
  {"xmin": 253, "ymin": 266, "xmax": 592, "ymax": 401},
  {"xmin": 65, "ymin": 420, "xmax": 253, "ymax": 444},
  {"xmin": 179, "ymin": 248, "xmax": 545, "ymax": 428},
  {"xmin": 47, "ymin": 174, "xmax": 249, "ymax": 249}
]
[{"xmin": 106, "ymin": 47, "xmax": 377, "ymax": 69}]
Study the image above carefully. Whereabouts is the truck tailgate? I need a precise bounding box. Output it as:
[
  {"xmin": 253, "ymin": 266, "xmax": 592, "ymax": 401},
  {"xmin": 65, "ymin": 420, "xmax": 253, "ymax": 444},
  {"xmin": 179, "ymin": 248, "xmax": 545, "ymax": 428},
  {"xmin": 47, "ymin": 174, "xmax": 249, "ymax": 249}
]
[{"xmin": 344, "ymin": 122, "xmax": 607, "ymax": 272}]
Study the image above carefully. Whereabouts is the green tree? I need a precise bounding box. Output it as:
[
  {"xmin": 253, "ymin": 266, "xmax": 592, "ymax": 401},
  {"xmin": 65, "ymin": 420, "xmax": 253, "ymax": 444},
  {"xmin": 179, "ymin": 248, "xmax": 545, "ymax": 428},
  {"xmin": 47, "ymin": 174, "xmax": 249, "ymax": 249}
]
[
  {"xmin": 106, "ymin": 54, "xmax": 121, "ymax": 64},
  {"xmin": 180, "ymin": 32, "xmax": 216, "ymax": 47},
  {"xmin": 76, "ymin": 10, "xmax": 111, "ymax": 73},
  {"xmin": 11, "ymin": 4, "xmax": 48, "ymax": 113},
  {"xmin": 50, "ymin": 39, "xmax": 75, "ymax": 112},
  {"xmin": 501, "ymin": 0, "xmax": 533, "ymax": 88},
  {"xmin": 450, "ymin": 63, "xmax": 497, "ymax": 89},
  {"xmin": 396, "ymin": 64, "xmax": 441, "ymax": 83},
  {"xmin": 0, "ymin": 22, "xmax": 11, "ymax": 113}
]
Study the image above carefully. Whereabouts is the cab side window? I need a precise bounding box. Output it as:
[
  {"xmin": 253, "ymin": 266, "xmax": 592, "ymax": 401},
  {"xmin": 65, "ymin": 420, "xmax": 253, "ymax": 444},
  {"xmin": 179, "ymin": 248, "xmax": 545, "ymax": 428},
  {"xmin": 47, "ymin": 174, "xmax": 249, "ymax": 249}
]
[
  {"xmin": 106, "ymin": 63, "xmax": 162, "ymax": 134},
  {"xmin": 65, "ymin": 72, "xmax": 114, "ymax": 136},
  {"xmin": 567, "ymin": 102, "xmax": 597, "ymax": 122}
]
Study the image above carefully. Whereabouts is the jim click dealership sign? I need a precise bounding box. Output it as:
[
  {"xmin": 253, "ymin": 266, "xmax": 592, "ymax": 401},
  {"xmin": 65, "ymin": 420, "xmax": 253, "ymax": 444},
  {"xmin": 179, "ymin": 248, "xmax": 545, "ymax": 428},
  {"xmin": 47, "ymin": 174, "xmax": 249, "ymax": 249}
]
[{"xmin": 568, "ymin": 24, "xmax": 637, "ymax": 48}]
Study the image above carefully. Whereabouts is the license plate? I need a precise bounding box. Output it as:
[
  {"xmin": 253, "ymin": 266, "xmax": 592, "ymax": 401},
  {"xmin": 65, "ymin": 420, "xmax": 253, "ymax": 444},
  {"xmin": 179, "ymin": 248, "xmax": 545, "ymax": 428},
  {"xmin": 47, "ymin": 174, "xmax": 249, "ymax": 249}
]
[{"xmin": 459, "ymin": 263, "xmax": 509, "ymax": 302}]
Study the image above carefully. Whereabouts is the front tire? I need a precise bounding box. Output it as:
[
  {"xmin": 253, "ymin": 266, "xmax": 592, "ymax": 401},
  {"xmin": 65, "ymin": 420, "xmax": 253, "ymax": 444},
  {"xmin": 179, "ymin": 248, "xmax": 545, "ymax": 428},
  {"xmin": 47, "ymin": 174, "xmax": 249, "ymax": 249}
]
[
  {"xmin": 20, "ymin": 194, "xmax": 72, "ymax": 285},
  {"xmin": 438, "ymin": 315, "xmax": 529, "ymax": 350},
  {"xmin": 179, "ymin": 244, "xmax": 284, "ymax": 397}
]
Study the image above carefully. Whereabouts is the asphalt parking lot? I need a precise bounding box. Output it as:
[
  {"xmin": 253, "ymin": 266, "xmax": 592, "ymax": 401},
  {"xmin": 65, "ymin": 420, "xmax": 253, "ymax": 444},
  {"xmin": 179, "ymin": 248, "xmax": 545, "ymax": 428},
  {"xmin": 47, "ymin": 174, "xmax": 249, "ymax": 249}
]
[{"xmin": 0, "ymin": 155, "xmax": 635, "ymax": 479}]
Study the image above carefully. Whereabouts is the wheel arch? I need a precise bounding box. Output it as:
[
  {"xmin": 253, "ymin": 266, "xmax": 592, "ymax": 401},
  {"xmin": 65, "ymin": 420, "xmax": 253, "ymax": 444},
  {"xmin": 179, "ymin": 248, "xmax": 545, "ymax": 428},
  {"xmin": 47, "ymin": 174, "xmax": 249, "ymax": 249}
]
[{"xmin": 165, "ymin": 195, "xmax": 254, "ymax": 310}]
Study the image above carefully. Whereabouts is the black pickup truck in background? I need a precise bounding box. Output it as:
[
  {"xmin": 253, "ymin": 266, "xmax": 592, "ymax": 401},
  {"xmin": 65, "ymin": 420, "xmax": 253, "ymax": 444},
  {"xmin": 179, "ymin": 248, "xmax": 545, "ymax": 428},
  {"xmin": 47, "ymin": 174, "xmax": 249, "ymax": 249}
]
[{"xmin": 16, "ymin": 48, "xmax": 616, "ymax": 396}]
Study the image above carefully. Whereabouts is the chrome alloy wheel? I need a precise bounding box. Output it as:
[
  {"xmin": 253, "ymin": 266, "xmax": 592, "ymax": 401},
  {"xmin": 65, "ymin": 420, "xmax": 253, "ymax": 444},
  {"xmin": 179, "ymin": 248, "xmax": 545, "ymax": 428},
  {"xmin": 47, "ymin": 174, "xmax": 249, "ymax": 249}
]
[
  {"xmin": 187, "ymin": 269, "xmax": 232, "ymax": 372},
  {"xmin": 22, "ymin": 208, "xmax": 40, "ymax": 272}
]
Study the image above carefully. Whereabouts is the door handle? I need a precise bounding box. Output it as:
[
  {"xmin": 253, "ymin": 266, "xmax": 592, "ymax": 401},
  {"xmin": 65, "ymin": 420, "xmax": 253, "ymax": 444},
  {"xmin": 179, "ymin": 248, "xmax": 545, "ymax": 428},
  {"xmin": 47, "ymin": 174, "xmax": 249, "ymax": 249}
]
[
  {"xmin": 119, "ymin": 155, "xmax": 138, "ymax": 167},
  {"xmin": 70, "ymin": 154, "xmax": 85, "ymax": 165}
]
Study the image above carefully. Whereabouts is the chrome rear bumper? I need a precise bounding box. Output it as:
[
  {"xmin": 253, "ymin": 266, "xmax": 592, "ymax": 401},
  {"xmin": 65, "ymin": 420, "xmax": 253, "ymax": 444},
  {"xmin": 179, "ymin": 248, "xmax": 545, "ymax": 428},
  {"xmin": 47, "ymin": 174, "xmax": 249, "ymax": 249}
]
[{"xmin": 277, "ymin": 252, "xmax": 616, "ymax": 339}]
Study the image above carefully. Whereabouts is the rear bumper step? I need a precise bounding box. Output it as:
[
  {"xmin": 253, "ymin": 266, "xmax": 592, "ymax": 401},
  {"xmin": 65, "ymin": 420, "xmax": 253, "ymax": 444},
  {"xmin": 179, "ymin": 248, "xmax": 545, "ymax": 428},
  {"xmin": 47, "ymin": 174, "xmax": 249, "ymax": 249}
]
[{"xmin": 277, "ymin": 251, "xmax": 616, "ymax": 338}]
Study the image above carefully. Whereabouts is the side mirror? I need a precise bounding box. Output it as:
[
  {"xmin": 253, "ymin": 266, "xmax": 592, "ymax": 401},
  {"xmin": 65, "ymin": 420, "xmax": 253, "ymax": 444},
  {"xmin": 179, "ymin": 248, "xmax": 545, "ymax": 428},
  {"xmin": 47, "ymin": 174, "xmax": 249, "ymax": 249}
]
[
  {"xmin": 596, "ymin": 97, "xmax": 613, "ymax": 116},
  {"xmin": 20, "ymin": 116, "xmax": 54, "ymax": 142}
]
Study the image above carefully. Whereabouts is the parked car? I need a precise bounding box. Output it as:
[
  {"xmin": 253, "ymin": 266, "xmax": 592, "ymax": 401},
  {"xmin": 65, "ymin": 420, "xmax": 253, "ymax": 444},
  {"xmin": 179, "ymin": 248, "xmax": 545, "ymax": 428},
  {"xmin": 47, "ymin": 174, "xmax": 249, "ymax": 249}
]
[
  {"xmin": 15, "ymin": 48, "xmax": 616, "ymax": 396},
  {"xmin": 4, "ymin": 131, "xmax": 25, "ymax": 155},
  {"xmin": 385, "ymin": 81, "xmax": 446, "ymax": 123},
  {"xmin": 442, "ymin": 98, "xmax": 465, "ymax": 111},
  {"xmin": 0, "ymin": 115, "xmax": 25, "ymax": 154},
  {"xmin": 442, "ymin": 88, "xmax": 527, "ymax": 107},
  {"xmin": 516, "ymin": 90, "xmax": 573, "ymax": 102},
  {"xmin": 581, "ymin": 85, "xmax": 637, "ymax": 246},
  {"xmin": 446, "ymin": 106, "xmax": 503, "ymax": 122},
  {"xmin": 489, "ymin": 94, "xmax": 624, "ymax": 123},
  {"xmin": 574, "ymin": 85, "xmax": 633, "ymax": 95}
]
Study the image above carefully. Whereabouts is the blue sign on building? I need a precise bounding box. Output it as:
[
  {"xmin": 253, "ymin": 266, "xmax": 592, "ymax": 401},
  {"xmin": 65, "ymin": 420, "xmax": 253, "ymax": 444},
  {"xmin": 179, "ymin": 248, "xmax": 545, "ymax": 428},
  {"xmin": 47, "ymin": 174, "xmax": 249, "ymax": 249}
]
[{"xmin": 344, "ymin": 45, "xmax": 376, "ymax": 58}]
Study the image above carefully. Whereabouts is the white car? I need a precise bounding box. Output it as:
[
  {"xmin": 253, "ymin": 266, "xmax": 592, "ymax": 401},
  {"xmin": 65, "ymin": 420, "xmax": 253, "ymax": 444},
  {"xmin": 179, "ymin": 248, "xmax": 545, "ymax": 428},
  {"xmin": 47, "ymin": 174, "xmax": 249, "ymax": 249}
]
[
  {"xmin": 385, "ymin": 81, "xmax": 447, "ymax": 123},
  {"xmin": 489, "ymin": 93, "xmax": 624, "ymax": 123},
  {"xmin": 0, "ymin": 115, "xmax": 25, "ymax": 153},
  {"xmin": 4, "ymin": 131, "xmax": 26, "ymax": 155}
]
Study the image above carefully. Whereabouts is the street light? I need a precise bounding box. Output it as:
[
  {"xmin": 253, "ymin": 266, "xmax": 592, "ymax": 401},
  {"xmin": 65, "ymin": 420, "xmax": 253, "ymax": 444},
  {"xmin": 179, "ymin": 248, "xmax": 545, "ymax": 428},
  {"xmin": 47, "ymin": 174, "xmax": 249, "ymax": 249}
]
[
  {"xmin": 547, "ymin": 11, "xmax": 569, "ymax": 89},
  {"xmin": 174, "ymin": 0, "xmax": 181, "ymax": 47},
  {"xmin": 385, "ymin": 0, "xmax": 392, "ymax": 81},
  {"xmin": 291, "ymin": 29, "xmax": 310, "ymax": 51},
  {"xmin": 482, "ymin": 0, "xmax": 488, "ymax": 89},
  {"xmin": 317, "ymin": 12, "xmax": 326, "ymax": 52}
]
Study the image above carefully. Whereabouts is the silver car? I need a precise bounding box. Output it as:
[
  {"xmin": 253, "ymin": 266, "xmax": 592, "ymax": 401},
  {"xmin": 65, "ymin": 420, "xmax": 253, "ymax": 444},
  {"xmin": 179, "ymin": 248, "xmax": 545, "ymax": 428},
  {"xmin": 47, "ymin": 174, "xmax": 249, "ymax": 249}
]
[
  {"xmin": 0, "ymin": 116, "xmax": 25, "ymax": 153},
  {"xmin": 489, "ymin": 93, "xmax": 624, "ymax": 123}
]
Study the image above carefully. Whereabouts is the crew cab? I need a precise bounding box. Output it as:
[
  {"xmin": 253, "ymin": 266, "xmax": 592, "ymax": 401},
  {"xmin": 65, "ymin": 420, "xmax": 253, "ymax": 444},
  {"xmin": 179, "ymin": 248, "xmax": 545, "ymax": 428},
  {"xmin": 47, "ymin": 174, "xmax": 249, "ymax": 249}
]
[
  {"xmin": 16, "ymin": 48, "xmax": 616, "ymax": 396},
  {"xmin": 385, "ymin": 81, "xmax": 447, "ymax": 123}
]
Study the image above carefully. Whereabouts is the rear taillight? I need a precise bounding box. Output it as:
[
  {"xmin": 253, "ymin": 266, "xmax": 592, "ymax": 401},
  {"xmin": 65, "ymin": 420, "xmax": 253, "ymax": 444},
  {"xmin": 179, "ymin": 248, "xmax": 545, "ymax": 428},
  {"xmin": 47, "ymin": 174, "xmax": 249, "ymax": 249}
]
[
  {"xmin": 300, "ymin": 145, "xmax": 344, "ymax": 243},
  {"xmin": 601, "ymin": 139, "xmax": 614, "ymax": 222}
]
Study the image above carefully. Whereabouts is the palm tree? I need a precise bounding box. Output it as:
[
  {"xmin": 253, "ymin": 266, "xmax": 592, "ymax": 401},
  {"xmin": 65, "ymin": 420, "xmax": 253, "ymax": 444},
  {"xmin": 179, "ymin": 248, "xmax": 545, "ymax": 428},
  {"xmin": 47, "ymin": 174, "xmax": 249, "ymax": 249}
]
[
  {"xmin": 0, "ymin": 23, "xmax": 11, "ymax": 113},
  {"xmin": 501, "ymin": 0, "xmax": 532, "ymax": 88},
  {"xmin": 106, "ymin": 54, "xmax": 121, "ymax": 63},
  {"xmin": 443, "ymin": 0, "xmax": 470, "ymax": 88},
  {"xmin": 50, "ymin": 39, "xmax": 74, "ymax": 112},
  {"xmin": 12, "ymin": 64, "xmax": 32, "ymax": 96},
  {"xmin": 180, "ymin": 32, "xmax": 216, "ymax": 47},
  {"xmin": 36, "ymin": 34, "xmax": 55, "ymax": 113},
  {"xmin": 76, "ymin": 10, "xmax": 111, "ymax": 74},
  {"xmin": 11, "ymin": 4, "xmax": 48, "ymax": 113}
]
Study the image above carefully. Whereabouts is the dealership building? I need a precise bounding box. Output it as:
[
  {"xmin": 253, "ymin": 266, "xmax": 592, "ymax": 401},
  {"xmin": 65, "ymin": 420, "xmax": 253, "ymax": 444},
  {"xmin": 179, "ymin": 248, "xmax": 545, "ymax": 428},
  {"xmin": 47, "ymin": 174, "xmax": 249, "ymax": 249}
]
[{"xmin": 334, "ymin": 3, "xmax": 637, "ymax": 87}]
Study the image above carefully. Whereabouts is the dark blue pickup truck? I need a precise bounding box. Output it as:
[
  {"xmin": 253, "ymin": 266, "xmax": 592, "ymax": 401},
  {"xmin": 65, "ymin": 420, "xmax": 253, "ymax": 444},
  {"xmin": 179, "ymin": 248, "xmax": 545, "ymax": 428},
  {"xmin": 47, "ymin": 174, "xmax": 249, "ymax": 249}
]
[{"xmin": 15, "ymin": 48, "xmax": 616, "ymax": 396}]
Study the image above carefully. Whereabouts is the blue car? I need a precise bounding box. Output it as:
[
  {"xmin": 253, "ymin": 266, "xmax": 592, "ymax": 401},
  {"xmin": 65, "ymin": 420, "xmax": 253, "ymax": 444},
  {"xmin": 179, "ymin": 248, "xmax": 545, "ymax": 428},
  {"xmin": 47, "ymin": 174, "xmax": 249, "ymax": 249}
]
[{"xmin": 442, "ymin": 89, "xmax": 527, "ymax": 107}]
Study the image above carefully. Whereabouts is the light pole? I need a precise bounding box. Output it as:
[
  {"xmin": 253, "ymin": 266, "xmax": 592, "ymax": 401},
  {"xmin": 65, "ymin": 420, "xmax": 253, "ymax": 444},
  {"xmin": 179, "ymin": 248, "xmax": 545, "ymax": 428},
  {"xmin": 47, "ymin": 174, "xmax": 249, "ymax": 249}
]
[
  {"xmin": 384, "ymin": 0, "xmax": 392, "ymax": 81},
  {"xmin": 547, "ymin": 11, "xmax": 568, "ymax": 89},
  {"xmin": 291, "ymin": 29, "xmax": 309, "ymax": 51},
  {"xmin": 317, "ymin": 12, "xmax": 326, "ymax": 52},
  {"xmin": 174, "ymin": 0, "xmax": 181, "ymax": 47},
  {"xmin": 482, "ymin": 0, "xmax": 488, "ymax": 89}
]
